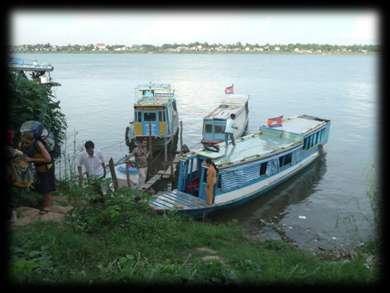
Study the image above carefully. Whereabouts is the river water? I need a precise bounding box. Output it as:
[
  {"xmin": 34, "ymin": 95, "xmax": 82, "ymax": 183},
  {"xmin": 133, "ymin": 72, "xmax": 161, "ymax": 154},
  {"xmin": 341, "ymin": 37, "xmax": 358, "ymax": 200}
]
[{"xmin": 15, "ymin": 53, "xmax": 378, "ymax": 251}]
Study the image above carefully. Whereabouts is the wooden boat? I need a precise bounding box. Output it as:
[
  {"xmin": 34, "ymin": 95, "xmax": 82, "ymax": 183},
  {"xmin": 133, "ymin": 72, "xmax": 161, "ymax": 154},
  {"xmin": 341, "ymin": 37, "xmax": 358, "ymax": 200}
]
[
  {"xmin": 201, "ymin": 94, "xmax": 249, "ymax": 146},
  {"xmin": 149, "ymin": 114, "xmax": 330, "ymax": 217},
  {"xmin": 125, "ymin": 83, "xmax": 179, "ymax": 153}
]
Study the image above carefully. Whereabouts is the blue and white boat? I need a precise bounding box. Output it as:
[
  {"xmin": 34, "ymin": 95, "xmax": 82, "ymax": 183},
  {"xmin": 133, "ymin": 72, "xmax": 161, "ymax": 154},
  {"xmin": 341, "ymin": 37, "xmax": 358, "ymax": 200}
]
[
  {"xmin": 201, "ymin": 94, "xmax": 249, "ymax": 146},
  {"xmin": 125, "ymin": 83, "xmax": 179, "ymax": 153},
  {"xmin": 8, "ymin": 57, "xmax": 60, "ymax": 86},
  {"xmin": 149, "ymin": 114, "xmax": 330, "ymax": 217}
]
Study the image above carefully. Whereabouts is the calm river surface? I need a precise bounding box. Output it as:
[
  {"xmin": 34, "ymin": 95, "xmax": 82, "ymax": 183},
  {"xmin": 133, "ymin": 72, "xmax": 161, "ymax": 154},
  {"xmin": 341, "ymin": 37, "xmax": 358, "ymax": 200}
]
[{"xmin": 16, "ymin": 53, "xmax": 378, "ymax": 251}]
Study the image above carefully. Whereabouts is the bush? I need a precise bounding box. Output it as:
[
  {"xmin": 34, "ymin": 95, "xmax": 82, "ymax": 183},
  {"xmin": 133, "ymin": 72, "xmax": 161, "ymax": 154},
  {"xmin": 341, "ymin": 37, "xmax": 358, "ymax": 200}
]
[{"xmin": 8, "ymin": 72, "xmax": 67, "ymax": 156}]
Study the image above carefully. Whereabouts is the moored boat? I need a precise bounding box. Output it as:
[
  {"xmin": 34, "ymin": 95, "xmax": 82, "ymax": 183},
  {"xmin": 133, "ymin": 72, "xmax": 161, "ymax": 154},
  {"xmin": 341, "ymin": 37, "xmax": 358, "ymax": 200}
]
[
  {"xmin": 149, "ymin": 114, "xmax": 330, "ymax": 217},
  {"xmin": 125, "ymin": 83, "xmax": 179, "ymax": 153},
  {"xmin": 8, "ymin": 57, "xmax": 61, "ymax": 86},
  {"xmin": 201, "ymin": 94, "xmax": 249, "ymax": 147}
]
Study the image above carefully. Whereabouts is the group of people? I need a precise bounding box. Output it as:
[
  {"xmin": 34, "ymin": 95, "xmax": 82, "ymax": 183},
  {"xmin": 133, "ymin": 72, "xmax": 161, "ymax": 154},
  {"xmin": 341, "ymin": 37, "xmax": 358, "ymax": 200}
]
[
  {"xmin": 77, "ymin": 139, "xmax": 150, "ymax": 192},
  {"xmin": 8, "ymin": 113, "xmax": 237, "ymax": 215},
  {"xmin": 7, "ymin": 121, "xmax": 150, "ymax": 215}
]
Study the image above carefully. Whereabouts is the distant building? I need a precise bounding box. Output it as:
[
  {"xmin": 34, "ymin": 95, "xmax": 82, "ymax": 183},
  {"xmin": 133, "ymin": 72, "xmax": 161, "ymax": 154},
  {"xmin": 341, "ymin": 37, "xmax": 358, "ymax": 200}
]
[{"xmin": 95, "ymin": 43, "xmax": 107, "ymax": 50}]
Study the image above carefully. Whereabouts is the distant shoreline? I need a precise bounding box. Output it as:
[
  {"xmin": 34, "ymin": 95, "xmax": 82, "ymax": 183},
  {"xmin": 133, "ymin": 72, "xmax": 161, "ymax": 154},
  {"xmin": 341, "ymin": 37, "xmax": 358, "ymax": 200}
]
[{"xmin": 12, "ymin": 51, "xmax": 376, "ymax": 56}]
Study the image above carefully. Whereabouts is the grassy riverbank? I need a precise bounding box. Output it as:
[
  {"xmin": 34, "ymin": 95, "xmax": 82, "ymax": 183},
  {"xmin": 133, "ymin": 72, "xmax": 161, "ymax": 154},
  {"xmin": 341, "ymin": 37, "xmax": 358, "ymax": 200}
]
[{"xmin": 9, "ymin": 183, "xmax": 378, "ymax": 285}]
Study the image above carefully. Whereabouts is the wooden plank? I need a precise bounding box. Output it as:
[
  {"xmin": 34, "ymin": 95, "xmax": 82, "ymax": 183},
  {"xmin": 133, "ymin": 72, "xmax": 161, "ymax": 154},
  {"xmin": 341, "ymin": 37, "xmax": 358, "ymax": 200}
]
[
  {"xmin": 156, "ymin": 196, "xmax": 189, "ymax": 208},
  {"xmin": 171, "ymin": 190, "xmax": 208, "ymax": 204},
  {"xmin": 162, "ymin": 191, "xmax": 201, "ymax": 203},
  {"xmin": 160, "ymin": 193, "xmax": 199, "ymax": 207},
  {"xmin": 150, "ymin": 201, "xmax": 169, "ymax": 209},
  {"xmin": 151, "ymin": 198, "xmax": 175, "ymax": 208},
  {"xmin": 162, "ymin": 192, "xmax": 207, "ymax": 208},
  {"xmin": 140, "ymin": 174, "xmax": 161, "ymax": 190}
]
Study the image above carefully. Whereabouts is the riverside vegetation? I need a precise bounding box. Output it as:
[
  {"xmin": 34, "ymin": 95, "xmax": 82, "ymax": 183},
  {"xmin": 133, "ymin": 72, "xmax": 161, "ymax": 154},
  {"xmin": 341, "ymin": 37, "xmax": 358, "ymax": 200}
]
[
  {"xmin": 8, "ymin": 62, "xmax": 379, "ymax": 285},
  {"xmin": 9, "ymin": 179, "xmax": 379, "ymax": 285}
]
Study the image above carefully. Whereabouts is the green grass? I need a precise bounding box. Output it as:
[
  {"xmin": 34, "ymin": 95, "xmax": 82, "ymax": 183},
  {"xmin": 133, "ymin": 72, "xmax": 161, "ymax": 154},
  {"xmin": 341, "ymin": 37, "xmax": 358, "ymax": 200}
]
[{"xmin": 9, "ymin": 183, "xmax": 378, "ymax": 285}]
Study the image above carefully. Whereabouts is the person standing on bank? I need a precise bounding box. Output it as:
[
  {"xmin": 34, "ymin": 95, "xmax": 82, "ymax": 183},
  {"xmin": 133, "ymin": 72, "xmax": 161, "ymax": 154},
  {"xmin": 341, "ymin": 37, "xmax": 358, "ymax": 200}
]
[
  {"xmin": 20, "ymin": 132, "xmax": 55, "ymax": 214},
  {"xmin": 205, "ymin": 158, "xmax": 218, "ymax": 205},
  {"xmin": 225, "ymin": 113, "xmax": 238, "ymax": 149},
  {"xmin": 134, "ymin": 140, "xmax": 150, "ymax": 186},
  {"xmin": 77, "ymin": 141, "xmax": 106, "ymax": 194}
]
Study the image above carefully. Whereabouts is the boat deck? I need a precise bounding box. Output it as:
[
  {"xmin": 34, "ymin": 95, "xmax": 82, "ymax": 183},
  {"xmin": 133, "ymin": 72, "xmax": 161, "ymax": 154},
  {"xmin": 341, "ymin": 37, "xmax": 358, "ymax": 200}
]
[
  {"xmin": 149, "ymin": 189, "xmax": 209, "ymax": 211},
  {"xmin": 196, "ymin": 128, "xmax": 302, "ymax": 167}
]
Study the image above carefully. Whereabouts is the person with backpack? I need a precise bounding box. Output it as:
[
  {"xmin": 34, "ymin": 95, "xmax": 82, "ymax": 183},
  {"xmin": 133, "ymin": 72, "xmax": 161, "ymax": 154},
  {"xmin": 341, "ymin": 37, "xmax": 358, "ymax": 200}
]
[
  {"xmin": 205, "ymin": 158, "xmax": 218, "ymax": 205},
  {"xmin": 19, "ymin": 123, "xmax": 55, "ymax": 214}
]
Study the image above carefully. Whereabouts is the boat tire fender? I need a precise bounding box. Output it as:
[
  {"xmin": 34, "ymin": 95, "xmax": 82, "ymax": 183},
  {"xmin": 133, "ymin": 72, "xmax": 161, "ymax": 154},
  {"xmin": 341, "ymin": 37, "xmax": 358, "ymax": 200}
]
[
  {"xmin": 203, "ymin": 143, "xmax": 220, "ymax": 152},
  {"xmin": 181, "ymin": 144, "xmax": 190, "ymax": 154},
  {"xmin": 125, "ymin": 126, "xmax": 131, "ymax": 146}
]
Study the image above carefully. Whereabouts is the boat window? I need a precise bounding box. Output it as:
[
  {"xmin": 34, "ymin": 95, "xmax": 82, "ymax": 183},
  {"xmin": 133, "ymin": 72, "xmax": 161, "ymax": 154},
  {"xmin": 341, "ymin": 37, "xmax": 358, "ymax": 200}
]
[
  {"xmin": 137, "ymin": 111, "xmax": 142, "ymax": 122},
  {"xmin": 143, "ymin": 90, "xmax": 154, "ymax": 97},
  {"xmin": 214, "ymin": 125, "xmax": 225, "ymax": 133},
  {"xmin": 144, "ymin": 112, "xmax": 156, "ymax": 121},
  {"xmin": 279, "ymin": 153, "xmax": 292, "ymax": 167},
  {"xmin": 259, "ymin": 162, "xmax": 267, "ymax": 176},
  {"xmin": 163, "ymin": 111, "xmax": 166, "ymax": 121},
  {"xmin": 205, "ymin": 124, "xmax": 213, "ymax": 133},
  {"xmin": 158, "ymin": 111, "xmax": 165, "ymax": 122},
  {"xmin": 172, "ymin": 100, "xmax": 177, "ymax": 111}
]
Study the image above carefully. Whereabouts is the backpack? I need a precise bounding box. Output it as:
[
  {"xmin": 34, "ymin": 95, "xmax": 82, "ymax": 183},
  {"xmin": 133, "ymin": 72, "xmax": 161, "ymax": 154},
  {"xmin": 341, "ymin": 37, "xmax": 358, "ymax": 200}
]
[
  {"xmin": 19, "ymin": 120, "xmax": 57, "ymax": 157},
  {"xmin": 7, "ymin": 147, "xmax": 34, "ymax": 188}
]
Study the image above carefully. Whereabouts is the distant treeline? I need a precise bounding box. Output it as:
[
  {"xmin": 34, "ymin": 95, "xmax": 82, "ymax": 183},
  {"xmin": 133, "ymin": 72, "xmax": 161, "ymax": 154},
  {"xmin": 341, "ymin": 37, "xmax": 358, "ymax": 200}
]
[{"xmin": 11, "ymin": 42, "xmax": 378, "ymax": 54}]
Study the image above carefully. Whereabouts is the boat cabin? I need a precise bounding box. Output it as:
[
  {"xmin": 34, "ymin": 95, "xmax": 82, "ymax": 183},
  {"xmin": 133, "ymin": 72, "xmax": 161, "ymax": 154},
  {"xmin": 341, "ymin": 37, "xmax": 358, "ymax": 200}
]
[
  {"xmin": 202, "ymin": 94, "xmax": 249, "ymax": 144},
  {"xmin": 132, "ymin": 83, "xmax": 178, "ymax": 139}
]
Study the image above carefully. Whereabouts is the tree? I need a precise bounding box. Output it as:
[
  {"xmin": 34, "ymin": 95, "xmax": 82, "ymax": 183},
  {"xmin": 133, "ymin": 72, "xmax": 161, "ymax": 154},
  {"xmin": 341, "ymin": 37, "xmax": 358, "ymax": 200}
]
[{"xmin": 8, "ymin": 72, "xmax": 67, "ymax": 157}]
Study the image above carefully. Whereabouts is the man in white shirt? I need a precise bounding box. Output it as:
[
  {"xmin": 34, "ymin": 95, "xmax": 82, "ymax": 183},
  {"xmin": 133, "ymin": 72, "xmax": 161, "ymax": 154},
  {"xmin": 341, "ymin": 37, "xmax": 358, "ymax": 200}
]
[
  {"xmin": 78, "ymin": 140, "xmax": 106, "ymax": 184},
  {"xmin": 225, "ymin": 113, "xmax": 238, "ymax": 148}
]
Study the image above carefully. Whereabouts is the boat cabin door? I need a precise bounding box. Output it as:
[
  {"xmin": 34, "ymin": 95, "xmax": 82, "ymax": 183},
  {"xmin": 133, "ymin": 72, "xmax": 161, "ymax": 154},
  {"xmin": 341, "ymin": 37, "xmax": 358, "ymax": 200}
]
[{"xmin": 177, "ymin": 155, "xmax": 202, "ymax": 196}]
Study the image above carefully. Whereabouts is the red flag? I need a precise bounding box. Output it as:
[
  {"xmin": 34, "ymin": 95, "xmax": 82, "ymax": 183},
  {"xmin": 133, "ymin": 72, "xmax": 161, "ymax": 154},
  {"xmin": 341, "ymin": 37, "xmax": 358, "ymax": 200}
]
[
  {"xmin": 224, "ymin": 84, "xmax": 234, "ymax": 94},
  {"xmin": 267, "ymin": 115, "xmax": 283, "ymax": 127}
]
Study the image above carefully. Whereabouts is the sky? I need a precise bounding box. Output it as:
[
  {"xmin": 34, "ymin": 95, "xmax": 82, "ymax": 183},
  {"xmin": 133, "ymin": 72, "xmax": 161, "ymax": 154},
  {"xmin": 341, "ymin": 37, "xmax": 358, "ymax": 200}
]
[{"xmin": 10, "ymin": 10, "xmax": 379, "ymax": 46}]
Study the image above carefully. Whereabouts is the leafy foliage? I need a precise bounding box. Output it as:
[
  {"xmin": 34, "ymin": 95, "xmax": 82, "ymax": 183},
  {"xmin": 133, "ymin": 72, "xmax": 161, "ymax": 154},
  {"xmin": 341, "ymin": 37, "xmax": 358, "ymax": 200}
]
[
  {"xmin": 8, "ymin": 72, "xmax": 67, "ymax": 149},
  {"xmin": 9, "ymin": 183, "xmax": 378, "ymax": 284}
]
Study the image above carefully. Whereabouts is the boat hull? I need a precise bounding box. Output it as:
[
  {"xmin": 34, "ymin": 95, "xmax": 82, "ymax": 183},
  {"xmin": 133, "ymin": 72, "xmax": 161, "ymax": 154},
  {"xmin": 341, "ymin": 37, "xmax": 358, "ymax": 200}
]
[{"xmin": 150, "ymin": 151, "xmax": 320, "ymax": 218}]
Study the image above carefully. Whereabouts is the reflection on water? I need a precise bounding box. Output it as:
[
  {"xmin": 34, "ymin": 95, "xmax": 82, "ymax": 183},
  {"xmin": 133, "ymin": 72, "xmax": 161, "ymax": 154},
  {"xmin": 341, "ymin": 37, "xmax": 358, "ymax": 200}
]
[{"xmin": 209, "ymin": 153, "xmax": 329, "ymax": 249}]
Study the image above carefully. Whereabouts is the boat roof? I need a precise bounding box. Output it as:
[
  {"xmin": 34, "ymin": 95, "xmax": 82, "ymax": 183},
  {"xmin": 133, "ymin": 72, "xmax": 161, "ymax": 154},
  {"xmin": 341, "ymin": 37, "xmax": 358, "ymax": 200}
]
[
  {"xmin": 194, "ymin": 128, "xmax": 301, "ymax": 167},
  {"xmin": 9, "ymin": 57, "xmax": 54, "ymax": 72},
  {"xmin": 205, "ymin": 95, "xmax": 248, "ymax": 120},
  {"xmin": 134, "ymin": 83, "xmax": 175, "ymax": 107},
  {"xmin": 261, "ymin": 115, "xmax": 327, "ymax": 135},
  {"xmin": 135, "ymin": 83, "xmax": 173, "ymax": 92},
  {"xmin": 193, "ymin": 115, "xmax": 328, "ymax": 168}
]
